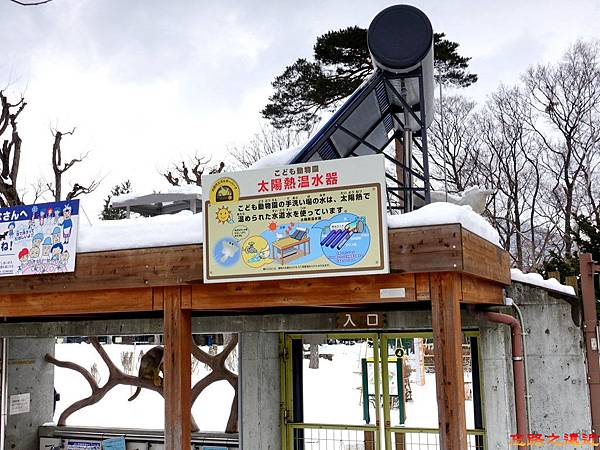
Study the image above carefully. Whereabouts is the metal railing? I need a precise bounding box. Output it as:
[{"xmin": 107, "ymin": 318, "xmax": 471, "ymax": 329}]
[{"xmin": 286, "ymin": 424, "xmax": 486, "ymax": 450}]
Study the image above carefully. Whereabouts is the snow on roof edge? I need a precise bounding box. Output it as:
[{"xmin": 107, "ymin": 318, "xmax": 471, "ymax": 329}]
[
  {"xmin": 387, "ymin": 202, "xmax": 500, "ymax": 246},
  {"xmin": 510, "ymin": 268, "xmax": 576, "ymax": 296}
]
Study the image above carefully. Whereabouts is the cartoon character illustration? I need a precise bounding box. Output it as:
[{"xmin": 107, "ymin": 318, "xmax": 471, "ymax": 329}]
[
  {"xmin": 16, "ymin": 248, "xmax": 29, "ymax": 273},
  {"xmin": 47, "ymin": 207, "xmax": 54, "ymax": 223},
  {"xmin": 50, "ymin": 243, "xmax": 63, "ymax": 261},
  {"xmin": 54, "ymin": 209, "xmax": 61, "ymax": 223},
  {"xmin": 219, "ymin": 240, "xmax": 239, "ymax": 263},
  {"xmin": 51, "ymin": 227, "xmax": 61, "ymax": 244},
  {"xmin": 60, "ymin": 250, "xmax": 70, "ymax": 265},
  {"xmin": 42, "ymin": 237, "xmax": 52, "ymax": 257},
  {"xmin": 62, "ymin": 205, "xmax": 73, "ymax": 244},
  {"xmin": 7, "ymin": 222, "xmax": 15, "ymax": 239},
  {"xmin": 18, "ymin": 248, "xmax": 29, "ymax": 264},
  {"xmin": 30, "ymin": 245, "xmax": 40, "ymax": 260},
  {"xmin": 39, "ymin": 210, "xmax": 45, "ymax": 226},
  {"xmin": 32, "ymin": 232, "xmax": 44, "ymax": 248},
  {"xmin": 215, "ymin": 206, "xmax": 233, "ymax": 224}
]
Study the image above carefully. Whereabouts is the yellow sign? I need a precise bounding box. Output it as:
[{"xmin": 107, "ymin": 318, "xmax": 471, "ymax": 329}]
[{"xmin": 202, "ymin": 155, "xmax": 389, "ymax": 283}]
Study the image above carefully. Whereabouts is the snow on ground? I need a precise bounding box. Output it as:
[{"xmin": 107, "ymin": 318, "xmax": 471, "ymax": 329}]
[
  {"xmin": 510, "ymin": 268, "xmax": 576, "ymax": 296},
  {"xmin": 387, "ymin": 202, "xmax": 500, "ymax": 246},
  {"xmin": 302, "ymin": 341, "xmax": 474, "ymax": 430},
  {"xmin": 54, "ymin": 341, "xmax": 473, "ymax": 435},
  {"xmin": 53, "ymin": 343, "xmax": 234, "ymax": 432}
]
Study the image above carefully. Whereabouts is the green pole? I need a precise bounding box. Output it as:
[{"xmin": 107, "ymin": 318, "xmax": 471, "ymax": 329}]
[
  {"xmin": 397, "ymin": 357, "xmax": 405, "ymax": 425},
  {"xmin": 362, "ymin": 358, "xmax": 370, "ymax": 424}
]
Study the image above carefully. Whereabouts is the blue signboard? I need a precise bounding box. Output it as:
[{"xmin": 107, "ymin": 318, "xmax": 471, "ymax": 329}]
[
  {"xmin": 102, "ymin": 437, "xmax": 126, "ymax": 450},
  {"xmin": 0, "ymin": 200, "xmax": 79, "ymax": 277}
]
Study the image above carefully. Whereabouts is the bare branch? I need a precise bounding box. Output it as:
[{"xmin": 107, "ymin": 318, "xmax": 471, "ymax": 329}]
[{"xmin": 9, "ymin": 0, "xmax": 54, "ymax": 5}]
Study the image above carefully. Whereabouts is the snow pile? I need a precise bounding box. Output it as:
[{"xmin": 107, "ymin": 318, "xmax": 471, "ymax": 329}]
[
  {"xmin": 249, "ymin": 144, "xmax": 304, "ymax": 169},
  {"xmin": 112, "ymin": 185, "xmax": 202, "ymax": 204},
  {"xmin": 510, "ymin": 268, "xmax": 576, "ymax": 296},
  {"xmin": 387, "ymin": 202, "xmax": 500, "ymax": 246},
  {"xmin": 429, "ymin": 187, "xmax": 495, "ymax": 214},
  {"xmin": 77, "ymin": 211, "xmax": 203, "ymax": 253}
]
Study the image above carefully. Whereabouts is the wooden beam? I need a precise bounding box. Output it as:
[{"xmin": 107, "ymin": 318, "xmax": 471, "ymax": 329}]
[
  {"xmin": 461, "ymin": 229, "xmax": 510, "ymax": 285},
  {"xmin": 163, "ymin": 286, "xmax": 192, "ymax": 450},
  {"xmin": 460, "ymin": 274, "xmax": 504, "ymax": 305},
  {"xmin": 0, "ymin": 288, "xmax": 153, "ymax": 317},
  {"xmin": 430, "ymin": 272, "xmax": 467, "ymax": 450},
  {"xmin": 0, "ymin": 245, "xmax": 202, "ymax": 295},
  {"xmin": 0, "ymin": 225, "xmax": 510, "ymax": 297},
  {"xmin": 192, "ymin": 273, "xmax": 418, "ymax": 310},
  {"xmin": 389, "ymin": 224, "xmax": 463, "ymax": 273}
]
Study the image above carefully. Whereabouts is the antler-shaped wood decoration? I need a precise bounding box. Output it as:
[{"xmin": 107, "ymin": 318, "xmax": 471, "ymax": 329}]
[
  {"xmin": 191, "ymin": 334, "xmax": 238, "ymax": 433},
  {"xmin": 46, "ymin": 335, "xmax": 239, "ymax": 433}
]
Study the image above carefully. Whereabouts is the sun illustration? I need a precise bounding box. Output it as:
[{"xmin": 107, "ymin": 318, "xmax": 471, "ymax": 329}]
[{"xmin": 216, "ymin": 206, "xmax": 231, "ymax": 224}]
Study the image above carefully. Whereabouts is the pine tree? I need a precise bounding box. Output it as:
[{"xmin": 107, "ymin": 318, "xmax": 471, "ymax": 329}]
[
  {"xmin": 542, "ymin": 215, "xmax": 600, "ymax": 303},
  {"xmin": 100, "ymin": 180, "xmax": 132, "ymax": 220},
  {"xmin": 262, "ymin": 27, "xmax": 478, "ymax": 132}
]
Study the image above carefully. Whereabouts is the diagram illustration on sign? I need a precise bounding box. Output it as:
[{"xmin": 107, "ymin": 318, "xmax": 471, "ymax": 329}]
[{"xmin": 202, "ymin": 155, "xmax": 389, "ymax": 283}]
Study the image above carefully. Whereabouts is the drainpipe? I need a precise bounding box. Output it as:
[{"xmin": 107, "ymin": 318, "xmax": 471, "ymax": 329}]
[
  {"xmin": 469, "ymin": 306, "xmax": 528, "ymax": 441},
  {"xmin": 507, "ymin": 298, "xmax": 532, "ymax": 435}
]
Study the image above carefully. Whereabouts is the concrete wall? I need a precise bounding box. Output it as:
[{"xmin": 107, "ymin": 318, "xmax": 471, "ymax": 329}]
[
  {"xmin": 5, "ymin": 338, "xmax": 55, "ymax": 450},
  {"xmin": 239, "ymin": 332, "xmax": 280, "ymax": 450},
  {"xmin": 508, "ymin": 283, "xmax": 591, "ymax": 438}
]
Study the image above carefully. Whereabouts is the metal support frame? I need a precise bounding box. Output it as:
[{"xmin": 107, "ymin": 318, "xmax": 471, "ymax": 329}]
[{"xmin": 291, "ymin": 69, "xmax": 432, "ymax": 214}]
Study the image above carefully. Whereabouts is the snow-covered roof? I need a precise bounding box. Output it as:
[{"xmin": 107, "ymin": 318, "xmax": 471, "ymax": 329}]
[
  {"xmin": 78, "ymin": 211, "xmax": 202, "ymax": 253},
  {"xmin": 249, "ymin": 145, "xmax": 304, "ymax": 170},
  {"xmin": 77, "ymin": 202, "xmax": 498, "ymax": 253},
  {"xmin": 510, "ymin": 269, "xmax": 576, "ymax": 296},
  {"xmin": 387, "ymin": 203, "xmax": 500, "ymax": 246},
  {"xmin": 111, "ymin": 185, "xmax": 202, "ymax": 206}
]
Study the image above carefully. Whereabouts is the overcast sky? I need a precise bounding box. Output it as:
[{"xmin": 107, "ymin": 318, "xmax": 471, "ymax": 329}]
[{"xmin": 1, "ymin": 0, "xmax": 600, "ymax": 220}]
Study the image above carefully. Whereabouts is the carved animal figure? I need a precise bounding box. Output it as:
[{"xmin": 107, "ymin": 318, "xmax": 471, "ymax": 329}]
[{"xmin": 128, "ymin": 346, "xmax": 164, "ymax": 401}]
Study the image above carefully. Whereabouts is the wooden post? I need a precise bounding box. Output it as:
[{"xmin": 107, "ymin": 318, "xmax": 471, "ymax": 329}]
[
  {"xmin": 430, "ymin": 272, "xmax": 467, "ymax": 450},
  {"xmin": 163, "ymin": 286, "xmax": 192, "ymax": 450}
]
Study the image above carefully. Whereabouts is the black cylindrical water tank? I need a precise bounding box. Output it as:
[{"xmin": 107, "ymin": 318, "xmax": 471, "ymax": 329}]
[{"xmin": 367, "ymin": 4, "xmax": 435, "ymax": 130}]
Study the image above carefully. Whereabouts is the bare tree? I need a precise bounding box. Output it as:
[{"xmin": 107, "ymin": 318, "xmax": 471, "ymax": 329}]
[
  {"xmin": 227, "ymin": 123, "xmax": 307, "ymax": 169},
  {"xmin": 428, "ymin": 94, "xmax": 481, "ymax": 193},
  {"xmin": 0, "ymin": 90, "xmax": 25, "ymax": 207},
  {"xmin": 47, "ymin": 128, "xmax": 100, "ymax": 201},
  {"xmin": 162, "ymin": 154, "xmax": 225, "ymax": 187},
  {"xmin": 523, "ymin": 40, "xmax": 600, "ymax": 256}
]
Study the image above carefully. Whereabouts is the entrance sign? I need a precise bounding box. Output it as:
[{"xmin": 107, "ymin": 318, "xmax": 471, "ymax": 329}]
[
  {"xmin": 336, "ymin": 312, "xmax": 386, "ymax": 329},
  {"xmin": 202, "ymin": 155, "xmax": 389, "ymax": 283},
  {"xmin": 0, "ymin": 200, "xmax": 79, "ymax": 277}
]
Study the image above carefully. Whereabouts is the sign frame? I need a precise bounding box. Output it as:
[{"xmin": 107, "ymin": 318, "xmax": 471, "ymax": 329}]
[{"xmin": 202, "ymin": 155, "xmax": 389, "ymax": 283}]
